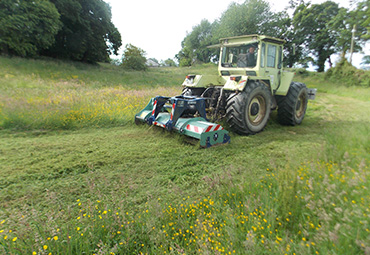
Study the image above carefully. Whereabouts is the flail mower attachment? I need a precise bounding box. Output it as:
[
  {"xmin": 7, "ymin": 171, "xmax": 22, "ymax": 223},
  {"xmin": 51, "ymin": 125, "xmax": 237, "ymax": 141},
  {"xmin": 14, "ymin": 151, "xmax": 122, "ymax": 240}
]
[{"xmin": 135, "ymin": 96, "xmax": 230, "ymax": 148}]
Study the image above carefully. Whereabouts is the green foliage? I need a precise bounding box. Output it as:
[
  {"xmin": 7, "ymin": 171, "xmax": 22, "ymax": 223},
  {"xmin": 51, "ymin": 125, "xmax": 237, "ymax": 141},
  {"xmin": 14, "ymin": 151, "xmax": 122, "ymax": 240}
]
[
  {"xmin": 293, "ymin": 68, "xmax": 310, "ymax": 77},
  {"xmin": 215, "ymin": 0, "xmax": 287, "ymax": 38},
  {"xmin": 176, "ymin": 19, "xmax": 218, "ymax": 65},
  {"xmin": 43, "ymin": 0, "xmax": 122, "ymax": 63},
  {"xmin": 362, "ymin": 55, "xmax": 370, "ymax": 65},
  {"xmin": 162, "ymin": 58, "xmax": 177, "ymax": 67},
  {"xmin": 178, "ymin": 0, "xmax": 370, "ymax": 70},
  {"xmin": 177, "ymin": 46, "xmax": 194, "ymax": 67},
  {"xmin": 177, "ymin": 0, "xmax": 290, "ymax": 67},
  {"xmin": 332, "ymin": 8, "xmax": 365, "ymax": 57},
  {"xmin": 357, "ymin": 0, "xmax": 370, "ymax": 40},
  {"xmin": 121, "ymin": 44, "xmax": 147, "ymax": 71},
  {"xmin": 0, "ymin": 0, "xmax": 61, "ymax": 57},
  {"xmin": 0, "ymin": 0, "xmax": 121, "ymax": 63},
  {"xmin": 292, "ymin": 1, "xmax": 344, "ymax": 72},
  {"xmin": 288, "ymin": 0, "xmax": 367, "ymax": 71},
  {"xmin": 325, "ymin": 58, "xmax": 370, "ymax": 87}
]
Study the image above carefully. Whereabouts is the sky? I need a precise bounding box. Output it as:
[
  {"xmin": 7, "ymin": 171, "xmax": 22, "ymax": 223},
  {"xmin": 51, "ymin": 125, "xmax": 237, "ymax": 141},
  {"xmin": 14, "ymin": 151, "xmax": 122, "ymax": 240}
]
[{"xmin": 105, "ymin": 0, "xmax": 366, "ymax": 68}]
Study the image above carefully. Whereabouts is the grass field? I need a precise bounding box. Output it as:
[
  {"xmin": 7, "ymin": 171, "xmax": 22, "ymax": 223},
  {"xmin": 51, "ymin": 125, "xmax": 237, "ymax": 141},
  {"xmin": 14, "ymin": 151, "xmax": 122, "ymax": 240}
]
[{"xmin": 0, "ymin": 56, "xmax": 369, "ymax": 254}]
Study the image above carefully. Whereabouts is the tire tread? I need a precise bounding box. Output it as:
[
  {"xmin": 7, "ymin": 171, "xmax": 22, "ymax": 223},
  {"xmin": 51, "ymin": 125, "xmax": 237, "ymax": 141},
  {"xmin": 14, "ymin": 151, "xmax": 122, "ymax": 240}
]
[{"xmin": 276, "ymin": 82, "xmax": 307, "ymax": 126}]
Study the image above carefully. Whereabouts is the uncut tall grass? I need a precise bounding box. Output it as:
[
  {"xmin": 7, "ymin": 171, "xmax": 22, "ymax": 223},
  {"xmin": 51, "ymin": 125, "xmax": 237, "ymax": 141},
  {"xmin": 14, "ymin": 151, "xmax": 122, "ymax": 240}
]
[
  {"xmin": 0, "ymin": 56, "xmax": 185, "ymax": 130},
  {"xmin": 0, "ymin": 84, "xmax": 180, "ymax": 130},
  {"xmin": 1, "ymin": 159, "xmax": 368, "ymax": 254}
]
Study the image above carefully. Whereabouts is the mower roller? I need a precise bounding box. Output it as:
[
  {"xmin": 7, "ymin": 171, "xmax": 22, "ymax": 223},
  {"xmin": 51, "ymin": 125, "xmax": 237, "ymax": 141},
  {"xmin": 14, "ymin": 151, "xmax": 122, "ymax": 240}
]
[{"xmin": 135, "ymin": 95, "xmax": 231, "ymax": 148}]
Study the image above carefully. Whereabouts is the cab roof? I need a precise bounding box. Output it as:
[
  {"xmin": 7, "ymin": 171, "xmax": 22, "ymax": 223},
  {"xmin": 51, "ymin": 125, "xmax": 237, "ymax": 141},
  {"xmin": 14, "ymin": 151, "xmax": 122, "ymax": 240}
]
[
  {"xmin": 220, "ymin": 34, "xmax": 285, "ymax": 45},
  {"xmin": 207, "ymin": 34, "xmax": 285, "ymax": 48}
]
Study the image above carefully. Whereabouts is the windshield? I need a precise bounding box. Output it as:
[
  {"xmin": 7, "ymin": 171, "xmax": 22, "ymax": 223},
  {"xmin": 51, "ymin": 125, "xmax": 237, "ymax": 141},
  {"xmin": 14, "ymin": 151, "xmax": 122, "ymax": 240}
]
[{"xmin": 221, "ymin": 43, "xmax": 258, "ymax": 68}]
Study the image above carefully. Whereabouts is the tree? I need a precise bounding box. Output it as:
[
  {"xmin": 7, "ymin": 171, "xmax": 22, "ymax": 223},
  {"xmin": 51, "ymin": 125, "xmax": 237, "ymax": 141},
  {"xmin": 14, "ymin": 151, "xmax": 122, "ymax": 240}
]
[
  {"xmin": 357, "ymin": 0, "xmax": 370, "ymax": 40},
  {"xmin": 292, "ymin": 1, "xmax": 347, "ymax": 71},
  {"xmin": 176, "ymin": 0, "xmax": 290, "ymax": 66},
  {"xmin": 0, "ymin": 0, "xmax": 61, "ymax": 57},
  {"xmin": 361, "ymin": 55, "xmax": 370, "ymax": 65},
  {"xmin": 43, "ymin": 0, "xmax": 121, "ymax": 63},
  {"xmin": 121, "ymin": 44, "xmax": 147, "ymax": 71},
  {"xmin": 161, "ymin": 58, "xmax": 177, "ymax": 67},
  {"xmin": 215, "ymin": 0, "xmax": 287, "ymax": 39},
  {"xmin": 328, "ymin": 5, "xmax": 367, "ymax": 63},
  {"xmin": 176, "ymin": 46, "xmax": 194, "ymax": 67},
  {"xmin": 176, "ymin": 19, "xmax": 218, "ymax": 66},
  {"xmin": 282, "ymin": 30, "xmax": 310, "ymax": 68}
]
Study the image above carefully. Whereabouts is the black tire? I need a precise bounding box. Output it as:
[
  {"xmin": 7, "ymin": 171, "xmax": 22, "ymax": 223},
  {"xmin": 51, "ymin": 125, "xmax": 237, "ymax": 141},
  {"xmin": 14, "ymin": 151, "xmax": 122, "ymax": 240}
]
[
  {"xmin": 226, "ymin": 81, "xmax": 271, "ymax": 135},
  {"xmin": 276, "ymin": 82, "xmax": 308, "ymax": 126}
]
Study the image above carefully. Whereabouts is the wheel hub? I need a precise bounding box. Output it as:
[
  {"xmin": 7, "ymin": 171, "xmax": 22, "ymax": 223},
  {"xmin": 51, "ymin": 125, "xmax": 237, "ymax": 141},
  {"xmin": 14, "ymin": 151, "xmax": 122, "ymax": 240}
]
[
  {"xmin": 248, "ymin": 96, "xmax": 266, "ymax": 126},
  {"xmin": 295, "ymin": 92, "xmax": 307, "ymax": 118},
  {"xmin": 251, "ymin": 102, "xmax": 260, "ymax": 116},
  {"xmin": 296, "ymin": 101, "xmax": 301, "ymax": 111}
]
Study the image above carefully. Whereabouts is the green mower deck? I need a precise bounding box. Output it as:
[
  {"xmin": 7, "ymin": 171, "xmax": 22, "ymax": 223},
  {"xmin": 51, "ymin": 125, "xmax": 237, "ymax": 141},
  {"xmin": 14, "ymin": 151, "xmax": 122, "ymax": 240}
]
[{"xmin": 135, "ymin": 96, "xmax": 230, "ymax": 148}]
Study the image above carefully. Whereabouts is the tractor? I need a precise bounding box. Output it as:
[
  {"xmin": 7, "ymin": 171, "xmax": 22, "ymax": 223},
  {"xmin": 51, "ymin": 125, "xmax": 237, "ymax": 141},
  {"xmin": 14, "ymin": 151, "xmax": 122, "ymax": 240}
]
[{"xmin": 135, "ymin": 34, "xmax": 316, "ymax": 147}]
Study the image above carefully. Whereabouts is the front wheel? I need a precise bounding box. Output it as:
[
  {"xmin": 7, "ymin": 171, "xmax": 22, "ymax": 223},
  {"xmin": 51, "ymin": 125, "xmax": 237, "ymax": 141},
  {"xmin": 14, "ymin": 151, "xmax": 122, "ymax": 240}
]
[
  {"xmin": 275, "ymin": 82, "xmax": 308, "ymax": 126},
  {"xmin": 226, "ymin": 82, "xmax": 271, "ymax": 135}
]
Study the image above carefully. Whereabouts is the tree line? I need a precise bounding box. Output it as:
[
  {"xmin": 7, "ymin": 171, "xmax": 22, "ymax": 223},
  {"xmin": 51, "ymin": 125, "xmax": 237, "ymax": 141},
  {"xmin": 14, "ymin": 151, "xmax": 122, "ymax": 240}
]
[
  {"xmin": 176, "ymin": 0, "xmax": 370, "ymax": 72},
  {"xmin": 0, "ymin": 0, "xmax": 121, "ymax": 63},
  {"xmin": 1, "ymin": 0, "xmax": 369, "ymax": 71}
]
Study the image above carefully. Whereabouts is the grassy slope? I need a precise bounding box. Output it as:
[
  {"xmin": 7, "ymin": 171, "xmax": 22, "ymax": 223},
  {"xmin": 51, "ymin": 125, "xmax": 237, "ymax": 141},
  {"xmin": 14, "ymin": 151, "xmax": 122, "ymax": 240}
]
[{"xmin": 0, "ymin": 56, "xmax": 369, "ymax": 254}]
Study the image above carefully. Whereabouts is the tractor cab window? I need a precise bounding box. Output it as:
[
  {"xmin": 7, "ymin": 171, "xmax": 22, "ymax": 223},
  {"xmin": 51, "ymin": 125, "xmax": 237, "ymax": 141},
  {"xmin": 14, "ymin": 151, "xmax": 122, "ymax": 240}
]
[
  {"xmin": 267, "ymin": 45, "xmax": 277, "ymax": 68},
  {"xmin": 260, "ymin": 43, "xmax": 266, "ymax": 67},
  {"xmin": 278, "ymin": 46, "xmax": 283, "ymax": 69},
  {"xmin": 221, "ymin": 43, "xmax": 258, "ymax": 68}
]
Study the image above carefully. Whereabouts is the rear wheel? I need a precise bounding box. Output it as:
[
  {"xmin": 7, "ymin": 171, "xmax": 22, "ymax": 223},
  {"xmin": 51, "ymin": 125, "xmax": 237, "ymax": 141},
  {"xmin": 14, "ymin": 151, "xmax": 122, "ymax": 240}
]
[
  {"xmin": 276, "ymin": 82, "xmax": 308, "ymax": 125},
  {"xmin": 226, "ymin": 81, "xmax": 271, "ymax": 135}
]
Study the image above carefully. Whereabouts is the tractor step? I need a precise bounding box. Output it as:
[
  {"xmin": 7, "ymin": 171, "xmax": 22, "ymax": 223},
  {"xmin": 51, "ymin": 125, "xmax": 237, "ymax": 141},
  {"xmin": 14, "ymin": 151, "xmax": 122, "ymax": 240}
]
[{"xmin": 135, "ymin": 96, "xmax": 230, "ymax": 148}]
